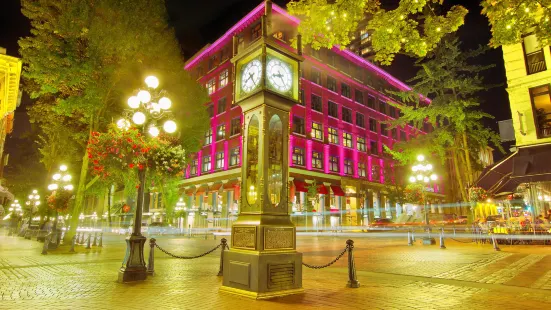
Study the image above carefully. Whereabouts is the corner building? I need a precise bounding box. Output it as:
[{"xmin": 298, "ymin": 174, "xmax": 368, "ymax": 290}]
[{"xmin": 180, "ymin": 2, "xmax": 445, "ymax": 229}]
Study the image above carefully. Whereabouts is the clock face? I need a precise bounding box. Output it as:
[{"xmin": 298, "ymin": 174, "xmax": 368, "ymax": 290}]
[
  {"xmin": 241, "ymin": 59, "xmax": 262, "ymax": 93},
  {"xmin": 266, "ymin": 58, "xmax": 292, "ymax": 93}
]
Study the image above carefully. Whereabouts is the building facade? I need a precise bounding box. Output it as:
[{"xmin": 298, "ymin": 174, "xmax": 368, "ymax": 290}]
[{"xmin": 179, "ymin": 2, "xmax": 445, "ymax": 229}]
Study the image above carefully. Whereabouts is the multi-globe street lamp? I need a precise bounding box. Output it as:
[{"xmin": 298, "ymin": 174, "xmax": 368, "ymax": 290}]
[
  {"xmin": 409, "ymin": 155, "xmax": 438, "ymax": 244},
  {"xmin": 25, "ymin": 190, "xmax": 40, "ymax": 226},
  {"xmin": 47, "ymin": 165, "xmax": 73, "ymax": 247},
  {"xmin": 118, "ymin": 76, "xmax": 177, "ymax": 282}
]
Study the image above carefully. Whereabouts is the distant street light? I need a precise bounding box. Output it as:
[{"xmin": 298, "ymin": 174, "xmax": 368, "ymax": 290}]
[
  {"xmin": 409, "ymin": 155, "xmax": 438, "ymax": 244},
  {"xmin": 25, "ymin": 189, "xmax": 41, "ymax": 226},
  {"xmin": 48, "ymin": 165, "xmax": 73, "ymax": 249},
  {"xmin": 118, "ymin": 76, "xmax": 177, "ymax": 283}
]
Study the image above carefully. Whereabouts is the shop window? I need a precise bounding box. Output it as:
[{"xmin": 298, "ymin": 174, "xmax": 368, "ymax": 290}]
[{"xmin": 530, "ymin": 84, "xmax": 551, "ymax": 138}]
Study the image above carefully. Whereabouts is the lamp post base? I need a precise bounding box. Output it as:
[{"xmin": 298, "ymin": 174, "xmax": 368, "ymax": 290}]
[{"xmin": 118, "ymin": 234, "xmax": 147, "ymax": 283}]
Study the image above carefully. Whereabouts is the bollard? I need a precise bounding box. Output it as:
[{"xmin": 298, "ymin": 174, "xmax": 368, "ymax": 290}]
[
  {"xmin": 147, "ymin": 238, "xmax": 156, "ymax": 275},
  {"xmin": 92, "ymin": 232, "xmax": 97, "ymax": 247},
  {"xmin": 453, "ymin": 225, "xmax": 456, "ymax": 237},
  {"xmin": 98, "ymin": 233, "xmax": 103, "ymax": 247},
  {"xmin": 217, "ymin": 238, "xmax": 228, "ymax": 276},
  {"xmin": 407, "ymin": 230, "xmax": 413, "ymax": 246},
  {"xmin": 439, "ymin": 228, "xmax": 446, "ymax": 249},
  {"xmin": 86, "ymin": 233, "xmax": 91, "ymax": 249},
  {"xmin": 411, "ymin": 230, "xmax": 416, "ymax": 242},
  {"xmin": 188, "ymin": 225, "xmax": 191, "ymax": 239},
  {"xmin": 345, "ymin": 239, "xmax": 360, "ymax": 288},
  {"xmin": 41, "ymin": 233, "xmax": 51, "ymax": 255},
  {"xmin": 80, "ymin": 231, "xmax": 85, "ymax": 244},
  {"xmin": 69, "ymin": 234, "xmax": 76, "ymax": 253},
  {"xmin": 492, "ymin": 234, "xmax": 501, "ymax": 251}
]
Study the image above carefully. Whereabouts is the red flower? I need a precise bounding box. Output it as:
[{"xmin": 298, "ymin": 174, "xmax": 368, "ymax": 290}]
[{"xmin": 129, "ymin": 163, "xmax": 135, "ymax": 168}]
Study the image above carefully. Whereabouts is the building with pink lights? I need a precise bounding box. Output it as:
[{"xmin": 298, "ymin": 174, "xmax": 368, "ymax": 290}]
[{"xmin": 179, "ymin": 1, "xmax": 445, "ymax": 229}]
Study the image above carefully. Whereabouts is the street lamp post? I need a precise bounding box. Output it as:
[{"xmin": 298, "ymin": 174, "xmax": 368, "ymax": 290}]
[
  {"xmin": 175, "ymin": 198, "xmax": 186, "ymax": 233},
  {"xmin": 409, "ymin": 155, "xmax": 438, "ymax": 245},
  {"xmin": 8, "ymin": 200, "xmax": 22, "ymax": 236},
  {"xmin": 25, "ymin": 190, "xmax": 41, "ymax": 227},
  {"xmin": 118, "ymin": 76, "xmax": 177, "ymax": 283},
  {"xmin": 47, "ymin": 165, "xmax": 73, "ymax": 249}
]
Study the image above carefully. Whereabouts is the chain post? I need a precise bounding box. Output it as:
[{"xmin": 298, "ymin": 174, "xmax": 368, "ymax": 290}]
[
  {"xmin": 41, "ymin": 233, "xmax": 51, "ymax": 255},
  {"xmin": 217, "ymin": 238, "xmax": 228, "ymax": 276},
  {"xmin": 86, "ymin": 233, "xmax": 91, "ymax": 249},
  {"xmin": 346, "ymin": 239, "xmax": 360, "ymax": 288},
  {"xmin": 407, "ymin": 230, "xmax": 413, "ymax": 246},
  {"xmin": 492, "ymin": 234, "xmax": 501, "ymax": 251},
  {"xmin": 411, "ymin": 230, "xmax": 416, "ymax": 242},
  {"xmin": 69, "ymin": 234, "xmax": 76, "ymax": 253},
  {"xmin": 98, "ymin": 232, "xmax": 103, "ymax": 247},
  {"xmin": 92, "ymin": 232, "xmax": 97, "ymax": 247},
  {"xmin": 147, "ymin": 238, "xmax": 156, "ymax": 275},
  {"xmin": 439, "ymin": 227, "xmax": 446, "ymax": 249}
]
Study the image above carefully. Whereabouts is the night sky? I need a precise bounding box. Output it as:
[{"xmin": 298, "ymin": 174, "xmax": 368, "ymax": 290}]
[{"xmin": 0, "ymin": 0, "xmax": 511, "ymax": 167}]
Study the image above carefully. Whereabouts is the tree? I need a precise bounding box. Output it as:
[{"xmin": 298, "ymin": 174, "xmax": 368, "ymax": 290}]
[
  {"xmin": 20, "ymin": 0, "xmax": 209, "ymax": 242},
  {"xmin": 287, "ymin": 0, "xmax": 467, "ymax": 64},
  {"xmin": 385, "ymin": 37, "xmax": 503, "ymax": 202},
  {"xmin": 382, "ymin": 164, "xmax": 408, "ymax": 209},
  {"xmin": 482, "ymin": 1, "xmax": 551, "ymax": 47}
]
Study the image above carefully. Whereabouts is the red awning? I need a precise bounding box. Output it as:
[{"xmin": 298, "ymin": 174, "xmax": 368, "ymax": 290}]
[
  {"xmin": 330, "ymin": 185, "xmax": 345, "ymax": 196},
  {"xmin": 223, "ymin": 179, "xmax": 239, "ymax": 189},
  {"xmin": 293, "ymin": 180, "xmax": 308, "ymax": 193},
  {"xmin": 209, "ymin": 183, "xmax": 223, "ymax": 192},
  {"xmin": 317, "ymin": 184, "xmax": 328, "ymax": 195},
  {"xmin": 185, "ymin": 188, "xmax": 195, "ymax": 196},
  {"xmin": 195, "ymin": 185, "xmax": 207, "ymax": 195}
]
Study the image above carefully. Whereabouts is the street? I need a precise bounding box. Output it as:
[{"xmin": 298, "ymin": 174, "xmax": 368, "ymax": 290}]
[{"xmin": 2, "ymin": 228, "xmax": 551, "ymax": 309}]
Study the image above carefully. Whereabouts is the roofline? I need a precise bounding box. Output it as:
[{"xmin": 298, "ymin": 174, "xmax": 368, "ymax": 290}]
[{"xmin": 184, "ymin": 2, "xmax": 419, "ymax": 94}]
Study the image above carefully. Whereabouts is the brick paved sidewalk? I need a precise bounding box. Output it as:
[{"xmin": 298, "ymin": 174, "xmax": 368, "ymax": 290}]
[{"xmin": 2, "ymin": 229, "xmax": 551, "ymax": 309}]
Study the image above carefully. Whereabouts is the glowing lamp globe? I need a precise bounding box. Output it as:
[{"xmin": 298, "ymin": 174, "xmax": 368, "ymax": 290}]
[
  {"xmin": 60, "ymin": 165, "xmax": 68, "ymax": 172},
  {"xmin": 28, "ymin": 195, "xmax": 33, "ymax": 199},
  {"xmin": 132, "ymin": 112, "xmax": 146, "ymax": 125},
  {"xmin": 137, "ymin": 90, "xmax": 151, "ymax": 103},
  {"xmin": 417, "ymin": 154, "xmax": 425, "ymax": 162},
  {"xmin": 32, "ymin": 190, "xmax": 37, "ymax": 194},
  {"xmin": 48, "ymin": 184, "xmax": 58, "ymax": 191},
  {"xmin": 62, "ymin": 174, "xmax": 72, "ymax": 182},
  {"xmin": 426, "ymin": 164, "xmax": 433, "ymax": 170},
  {"xmin": 145, "ymin": 76, "xmax": 159, "ymax": 89},
  {"xmin": 159, "ymin": 97, "xmax": 172, "ymax": 110},
  {"xmin": 430, "ymin": 174, "xmax": 437, "ymax": 181},
  {"xmin": 409, "ymin": 176, "xmax": 416, "ymax": 183},
  {"xmin": 148, "ymin": 126, "xmax": 160, "ymax": 137},
  {"xmin": 163, "ymin": 120, "xmax": 177, "ymax": 133},
  {"xmin": 423, "ymin": 177, "xmax": 429, "ymax": 183},
  {"xmin": 65, "ymin": 185, "xmax": 74, "ymax": 191},
  {"xmin": 36, "ymin": 195, "xmax": 40, "ymax": 200},
  {"xmin": 416, "ymin": 174, "xmax": 423, "ymax": 181},
  {"xmin": 412, "ymin": 166, "xmax": 418, "ymax": 172},
  {"xmin": 53, "ymin": 173, "xmax": 61, "ymax": 181},
  {"xmin": 128, "ymin": 96, "xmax": 140, "ymax": 109}
]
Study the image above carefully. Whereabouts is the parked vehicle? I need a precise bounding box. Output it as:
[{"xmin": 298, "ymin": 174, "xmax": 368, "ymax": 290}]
[
  {"xmin": 367, "ymin": 218, "xmax": 395, "ymax": 230},
  {"xmin": 147, "ymin": 222, "xmax": 176, "ymax": 235}
]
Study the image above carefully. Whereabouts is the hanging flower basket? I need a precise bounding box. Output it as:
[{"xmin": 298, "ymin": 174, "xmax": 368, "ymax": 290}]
[
  {"xmin": 47, "ymin": 190, "xmax": 73, "ymax": 212},
  {"xmin": 468, "ymin": 187, "xmax": 488, "ymax": 203},
  {"xmin": 404, "ymin": 184, "xmax": 423, "ymax": 204}
]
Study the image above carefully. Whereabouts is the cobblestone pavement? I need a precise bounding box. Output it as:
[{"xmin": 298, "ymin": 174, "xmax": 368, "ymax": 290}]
[{"xmin": 1, "ymin": 229, "xmax": 551, "ymax": 309}]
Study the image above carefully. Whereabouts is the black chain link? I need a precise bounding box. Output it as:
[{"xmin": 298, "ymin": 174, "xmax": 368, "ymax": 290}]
[
  {"xmin": 302, "ymin": 245, "xmax": 348, "ymax": 269},
  {"xmin": 155, "ymin": 242, "xmax": 222, "ymax": 259},
  {"xmin": 449, "ymin": 238, "xmax": 475, "ymax": 244}
]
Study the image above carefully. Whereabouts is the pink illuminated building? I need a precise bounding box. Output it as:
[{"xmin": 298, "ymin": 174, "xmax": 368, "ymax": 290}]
[{"xmin": 179, "ymin": 2, "xmax": 445, "ymax": 229}]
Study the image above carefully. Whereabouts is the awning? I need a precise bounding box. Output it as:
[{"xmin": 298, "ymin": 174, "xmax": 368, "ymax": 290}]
[
  {"xmin": 195, "ymin": 185, "xmax": 208, "ymax": 195},
  {"xmin": 317, "ymin": 184, "xmax": 328, "ymax": 195},
  {"xmin": 293, "ymin": 180, "xmax": 308, "ymax": 193},
  {"xmin": 475, "ymin": 152, "xmax": 516, "ymax": 191},
  {"xmin": 330, "ymin": 185, "xmax": 345, "ymax": 196},
  {"xmin": 511, "ymin": 143, "xmax": 551, "ymax": 182},
  {"xmin": 185, "ymin": 187, "xmax": 195, "ymax": 196},
  {"xmin": 208, "ymin": 183, "xmax": 223, "ymax": 192},
  {"xmin": 223, "ymin": 179, "xmax": 239, "ymax": 189}
]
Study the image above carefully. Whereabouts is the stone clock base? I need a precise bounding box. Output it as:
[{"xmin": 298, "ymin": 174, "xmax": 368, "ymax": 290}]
[{"xmin": 221, "ymin": 249, "xmax": 303, "ymax": 299}]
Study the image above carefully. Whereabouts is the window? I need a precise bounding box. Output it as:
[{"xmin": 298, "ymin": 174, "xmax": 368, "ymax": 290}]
[
  {"xmin": 328, "ymin": 101, "xmax": 338, "ymax": 118},
  {"xmin": 367, "ymin": 95, "xmax": 376, "ymax": 109},
  {"xmin": 358, "ymin": 162, "xmax": 366, "ymax": 177},
  {"xmin": 207, "ymin": 78, "xmax": 216, "ymax": 95},
  {"xmin": 529, "ymin": 85, "xmax": 551, "ymax": 138},
  {"xmin": 356, "ymin": 113, "xmax": 365, "ymax": 128},
  {"xmin": 342, "ymin": 107, "xmax": 352, "ymax": 123},
  {"xmin": 292, "ymin": 147, "xmax": 305, "ymax": 166},
  {"xmin": 523, "ymin": 34, "xmax": 547, "ymax": 75},
  {"xmin": 357, "ymin": 137, "xmax": 366, "ymax": 152},
  {"xmin": 343, "ymin": 132, "xmax": 352, "ymax": 148},
  {"xmin": 252, "ymin": 23, "xmax": 261, "ymax": 40},
  {"xmin": 371, "ymin": 164, "xmax": 380, "ymax": 180},
  {"xmin": 369, "ymin": 118, "xmax": 377, "ymax": 132},
  {"xmin": 217, "ymin": 97, "xmax": 227, "ymax": 114},
  {"xmin": 341, "ymin": 83, "xmax": 351, "ymax": 98},
  {"xmin": 381, "ymin": 124, "xmax": 388, "ymax": 136},
  {"xmin": 229, "ymin": 147, "xmax": 240, "ymax": 166},
  {"xmin": 190, "ymin": 159, "xmax": 198, "ymax": 176},
  {"xmin": 311, "ymin": 94, "xmax": 322, "ymax": 112},
  {"xmin": 219, "ymin": 69, "xmax": 229, "ymax": 88},
  {"xmin": 230, "ymin": 118, "xmax": 241, "ymax": 136},
  {"xmin": 311, "ymin": 69, "xmax": 321, "ymax": 85},
  {"xmin": 311, "ymin": 122, "xmax": 323, "ymax": 140},
  {"xmin": 400, "ymin": 131, "xmax": 407, "ymax": 141},
  {"xmin": 344, "ymin": 159, "xmax": 353, "ymax": 175},
  {"xmin": 378, "ymin": 100, "xmax": 387, "ymax": 114},
  {"xmin": 327, "ymin": 76, "xmax": 337, "ymax": 92},
  {"xmin": 196, "ymin": 65, "xmax": 204, "ymax": 78},
  {"xmin": 329, "ymin": 156, "xmax": 339, "ymax": 172},
  {"xmin": 370, "ymin": 141, "xmax": 378, "ymax": 155},
  {"xmin": 273, "ymin": 31, "xmax": 286, "ymax": 41},
  {"xmin": 392, "ymin": 128, "xmax": 398, "ymax": 140},
  {"xmin": 215, "ymin": 152, "xmax": 225, "ymax": 170},
  {"xmin": 205, "ymin": 128, "xmax": 213, "ymax": 145},
  {"xmin": 299, "ymin": 90, "xmax": 305, "ymax": 106},
  {"xmin": 311, "ymin": 48, "xmax": 321, "ymax": 59},
  {"xmin": 360, "ymin": 29, "xmax": 369, "ymax": 40},
  {"xmin": 389, "ymin": 106, "xmax": 396, "ymax": 118},
  {"xmin": 328, "ymin": 128, "xmax": 339, "ymax": 144},
  {"xmin": 207, "ymin": 105, "xmax": 214, "ymax": 118},
  {"xmin": 208, "ymin": 55, "xmax": 217, "ymax": 71},
  {"xmin": 327, "ymin": 53, "xmax": 337, "ymax": 67},
  {"xmin": 312, "ymin": 151, "xmax": 323, "ymax": 169},
  {"xmin": 217, "ymin": 124, "xmax": 226, "ymax": 140},
  {"xmin": 202, "ymin": 155, "xmax": 211, "ymax": 172},
  {"xmin": 355, "ymin": 89, "xmax": 364, "ymax": 105},
  {"xmin": 220, "ymin": 47, "xmax": 229, "ymax": 62},
  {"xmin": 293, "ymin": 116, "xmax": 305, "ymax": 135}
]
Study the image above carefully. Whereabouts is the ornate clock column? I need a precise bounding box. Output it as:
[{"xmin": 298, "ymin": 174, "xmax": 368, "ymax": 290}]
[{"xmin": 220, "ymin": 3, "xmax": 304, "ymax": 299}]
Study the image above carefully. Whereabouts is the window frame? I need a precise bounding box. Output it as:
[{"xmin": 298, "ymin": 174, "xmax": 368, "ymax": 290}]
[
  {"xmin": 292, "ymin": 147, "xmax": 305, "ymax": 166},
  {"xmin": 311, "ymin": 94, "xmax": 323, "ymax": 112},
  {"xmin": 202, "ymin": 155, "xmax": 212, "ymax": 172},
  {"xmin": 311, "ymin": 122, "xmax": 323, "ymax": 140},
  {"xmin": 219, "ymin": 69, "xmax": 229, "ymax": 88},
  {"xmin": 342, "ymin": 132, "xmax": 352, "ymax": 148},
  {"xmin": 312, "ymin": 151, "xmax": 323, "ymax": 169},
  {"xmin": 293, "ymin": 116, "xmax": 305, "ymax": 135},
  {"xmin": 328, "ymin": 127, "xmax": 339, "ymax": 144},
  {"xmin": 327, "ymin": 76, "xmax": 337, "ymax": 92},
  {"xmin": 215, "ymin": 152, "xmax": 225, "ymax": 170},
  {"xmin": 357, "ymin": 137, "xmax": 366, "ymax": 152},
  {"xmin": 328, "ymin": 101, "xmax": 338, "ymax": 118},
  {"xmin": 329, "ymin": 156, "xmax": 339, "ymax": 172},
  {"xmin": 204, "ymin": 128, "xmax": 213, "ymax": 145},
  {"xmin": 229, "ymin": 147, "xmax": 240, "ymax": 167}
]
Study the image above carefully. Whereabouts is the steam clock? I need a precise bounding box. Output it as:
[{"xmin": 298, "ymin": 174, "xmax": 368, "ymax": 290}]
[{"xmin": 220, "ymin": 2, "xmax": 304, "ymax": 299}]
